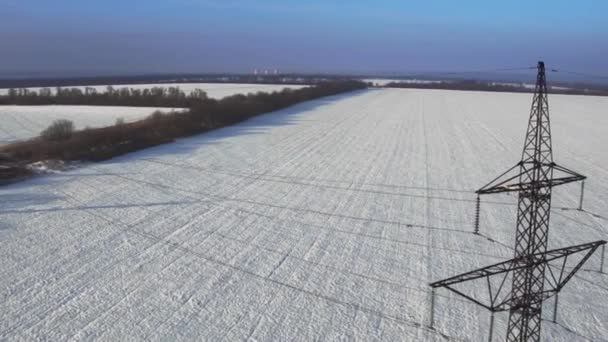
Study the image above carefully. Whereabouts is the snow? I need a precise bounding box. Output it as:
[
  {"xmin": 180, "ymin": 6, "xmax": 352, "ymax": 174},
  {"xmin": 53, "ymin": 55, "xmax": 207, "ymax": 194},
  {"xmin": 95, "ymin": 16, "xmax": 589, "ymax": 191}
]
[
  {"xmin": 0, "ymin": 105, "xmax": 181, "ymax": 144},
  {"xmin": 0, "ymin": 88, "xmax": 607, "ymax": 341},
  {"xmin": 0, "ymin": 83, "xmax": 308, "ymax": 100}
]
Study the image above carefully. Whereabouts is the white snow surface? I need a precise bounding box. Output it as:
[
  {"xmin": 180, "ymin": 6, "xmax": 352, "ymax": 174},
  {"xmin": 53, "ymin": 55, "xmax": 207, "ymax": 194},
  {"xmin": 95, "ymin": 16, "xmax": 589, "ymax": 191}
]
[
  {"xmin": 1, "ymin": 88, "xmax": 607, "ymax": 341},
  {"xmin": 0, "ymin": 83, "xmax": 308, "ymax": 100},
  {"xmin": 0, "ymin": 105, "xmax": 180, "ymax": 144}
]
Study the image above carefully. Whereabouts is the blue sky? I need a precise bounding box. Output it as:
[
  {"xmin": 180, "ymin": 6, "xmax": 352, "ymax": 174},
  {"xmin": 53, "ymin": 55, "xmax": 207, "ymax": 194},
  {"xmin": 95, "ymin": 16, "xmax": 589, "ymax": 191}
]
[{"xmin": 1, "ymin": 0, "xmax": 607, "ymax": 77}]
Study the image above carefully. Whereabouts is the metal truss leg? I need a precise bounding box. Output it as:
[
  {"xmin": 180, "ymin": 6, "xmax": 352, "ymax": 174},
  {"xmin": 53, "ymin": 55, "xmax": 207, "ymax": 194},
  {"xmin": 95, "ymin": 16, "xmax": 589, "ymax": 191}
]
[
  {"xmin": 474, "ymin": 195, "xmax": 481, "ymax": 234},
  {"xmin": 488, "ymin": 312, "xmax": 495, "ymax": 342},
  {"xmin": 578, "ymin": 180, "xmax": 585, "ymax": 211},
  {"xmin": 552, "ymin": 294, "xmax": 559, "ymax": 323},
  {"xmin": 601, "ymin": 245, "xmax": 606, "ymax": 273},
  {"xmin": 429, "ymin": 288, "xmax": 435, "ymax": 328}
]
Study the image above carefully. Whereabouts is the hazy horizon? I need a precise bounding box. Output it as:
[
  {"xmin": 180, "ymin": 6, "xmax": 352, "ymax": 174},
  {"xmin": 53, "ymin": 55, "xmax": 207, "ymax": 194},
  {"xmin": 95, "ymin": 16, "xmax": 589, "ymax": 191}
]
[{"xmin": 2, "ymin": 0, "xmax": 607, "ymax": 81}]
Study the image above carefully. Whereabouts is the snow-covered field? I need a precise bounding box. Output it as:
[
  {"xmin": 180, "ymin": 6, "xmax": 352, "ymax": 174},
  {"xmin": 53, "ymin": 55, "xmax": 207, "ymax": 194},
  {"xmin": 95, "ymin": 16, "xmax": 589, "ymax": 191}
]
[
  {"xmin": 0, "ymin": 83, "xmax": 308, "ymax": 100},
  {"xmin": 0, "ymin": 105, "xmax": 180, "ymax": 144},
  {"xmin": 1, "ymin": 89, "xmax": 606, "ymax": 341}
]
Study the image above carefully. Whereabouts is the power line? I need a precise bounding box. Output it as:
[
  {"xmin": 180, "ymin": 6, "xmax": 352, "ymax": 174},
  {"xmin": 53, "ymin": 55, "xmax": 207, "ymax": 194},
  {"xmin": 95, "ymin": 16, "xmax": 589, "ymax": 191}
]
[
  {"xmin": 391, "ymin": 66, "xmax": 536, "ymax": 78},
  {"xmin": 438, "ymin": 66, "xmax": 536, "ymax": 75},
  {"xmin": 549, "ymin": 68, "xmax": 608, "ymax": 80},
  {"xmin": 391, "ymin": 66, "xmax": 608, "ymax": 82}
]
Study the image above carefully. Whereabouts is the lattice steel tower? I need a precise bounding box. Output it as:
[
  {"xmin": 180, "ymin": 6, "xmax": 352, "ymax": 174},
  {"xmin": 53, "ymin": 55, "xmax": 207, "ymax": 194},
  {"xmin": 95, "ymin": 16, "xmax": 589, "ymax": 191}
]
[
  {"xmin": 429, "ymin": 61, "xmax": 606, "ymax": 342},
  {"xmin": 506, "ymin": 60, "xmax": 554, "ymax": 341}
]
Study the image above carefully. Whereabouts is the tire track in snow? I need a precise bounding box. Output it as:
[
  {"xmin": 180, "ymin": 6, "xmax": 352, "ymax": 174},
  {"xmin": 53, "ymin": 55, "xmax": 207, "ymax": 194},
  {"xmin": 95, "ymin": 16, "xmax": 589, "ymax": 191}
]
[{"xmin": 419, "ymin": 94, "xmax": 438, "ymax": 338}]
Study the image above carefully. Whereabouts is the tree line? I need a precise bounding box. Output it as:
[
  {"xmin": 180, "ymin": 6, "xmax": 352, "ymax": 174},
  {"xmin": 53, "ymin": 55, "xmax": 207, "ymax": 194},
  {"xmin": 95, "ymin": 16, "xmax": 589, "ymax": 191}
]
[
  {"xmin": 1, "ymin": 81, "xmax": 367, "ymax": 164},
  {"xmin": 0, "ymin": 86, "xmax": 208, "ymax": 107},
  {"xmin": 384, "ymin": 80, "xmax": 608, "ymax": 96}
]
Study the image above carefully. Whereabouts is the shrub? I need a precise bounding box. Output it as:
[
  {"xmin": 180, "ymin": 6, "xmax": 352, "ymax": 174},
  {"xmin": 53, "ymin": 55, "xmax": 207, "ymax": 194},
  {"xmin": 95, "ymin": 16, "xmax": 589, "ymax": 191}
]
[
  {"xmin": 147, "ymin": 110, "xmax": 166, "ymax": 122},
  {"xmin": 41, "ymin": 119, "xmax": 74, "ymax": 141}
]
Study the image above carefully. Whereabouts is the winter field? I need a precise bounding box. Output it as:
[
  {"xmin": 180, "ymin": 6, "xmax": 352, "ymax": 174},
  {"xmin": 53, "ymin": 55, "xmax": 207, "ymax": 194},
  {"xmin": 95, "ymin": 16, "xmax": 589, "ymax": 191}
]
[
  {"xmin": 0, "ymin": 84, "xmax": 309, "ymax": 143},
  {"xmin": 0, "ymin": 88, "xmax": 607, "ymax": 341},
  {"xmin": 0, "ymin": 105, "xmax": 182, "ymax": 144},
  {"xmin": 0, "ymin": 83, "xmax": 308, "ymax": 100}
]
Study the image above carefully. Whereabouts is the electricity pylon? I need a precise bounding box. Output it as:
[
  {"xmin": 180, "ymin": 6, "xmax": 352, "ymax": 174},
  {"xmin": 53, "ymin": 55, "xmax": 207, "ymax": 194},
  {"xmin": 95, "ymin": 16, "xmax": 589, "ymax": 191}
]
[{"xmin": 429, "ymin": 61, "xmax": 606, "ymax": 342}]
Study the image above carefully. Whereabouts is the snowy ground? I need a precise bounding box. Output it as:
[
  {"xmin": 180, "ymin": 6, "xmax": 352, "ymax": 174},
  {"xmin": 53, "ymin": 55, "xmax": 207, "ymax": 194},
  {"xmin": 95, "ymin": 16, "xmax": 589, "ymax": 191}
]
[
  {"xmin": 0, "ymin": 89, "xmax": 606, "ymax": 341},
  {"xmin": 0, "ymin": 105, "xmax": 181, "ymax": 144},
  {"xmin": 0, "ymin": 83, "xmax": 308, "ymax": 100}
]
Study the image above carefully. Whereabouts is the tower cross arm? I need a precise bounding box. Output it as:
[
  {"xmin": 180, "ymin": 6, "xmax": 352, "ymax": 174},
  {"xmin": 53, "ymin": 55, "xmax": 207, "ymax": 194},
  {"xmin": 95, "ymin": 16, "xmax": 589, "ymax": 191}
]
[
  {"xmin": 430, "ymin": 240, "xmax": 606, "ymax": 312},
  {"xmin": 476, "ymin": 162, "xmax": 586, "ymax": 195}
]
